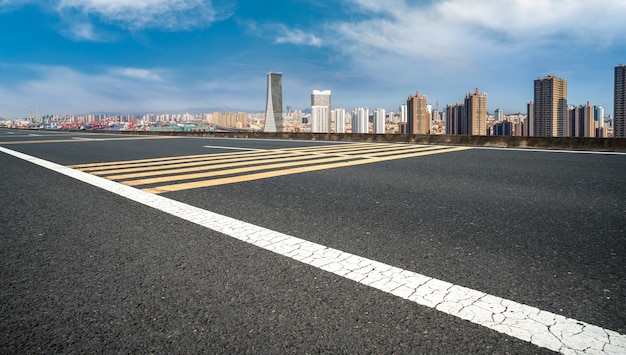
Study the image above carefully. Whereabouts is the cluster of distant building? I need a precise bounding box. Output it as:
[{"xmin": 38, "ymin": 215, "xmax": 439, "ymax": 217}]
[
  {"xmin": 3, "ymin": 65, "xmax": 624, "ymax": 138},
  {"xmin": 263, "ymin": 65, "xmax": 626, "ymax": 138}
]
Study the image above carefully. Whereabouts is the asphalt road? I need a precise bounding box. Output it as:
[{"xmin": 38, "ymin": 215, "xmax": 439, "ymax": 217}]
[{"xmin": 1, "ymin": 129, "xmax": 625, "ymax": 353}]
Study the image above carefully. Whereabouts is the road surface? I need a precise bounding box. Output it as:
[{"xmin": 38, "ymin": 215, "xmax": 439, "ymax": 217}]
[{"xmin": 1, "ymin": 129, "xmax": 625, "ymax": 353}]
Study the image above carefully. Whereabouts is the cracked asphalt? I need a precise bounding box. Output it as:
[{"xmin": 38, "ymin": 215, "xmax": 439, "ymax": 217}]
[{"xmin": 1, "ymin": 130, "xmax": 625, "ymax": 353}]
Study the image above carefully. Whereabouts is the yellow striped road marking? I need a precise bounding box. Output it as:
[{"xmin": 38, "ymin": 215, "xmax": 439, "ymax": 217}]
[
  {"xmin": 86, "ymin": 144, "xmax": 446, "ymax": 177},
  {"xmin": 70, "ymin": 143, "xmax": 430, "ymax": 173},
  {"xmin": 70, "ymin": 143, "xmax": 470, "ymax": 193},
  {"xmin": 68, "ymin": 143, "xmax": 375, "ymax": 170},
  {"xmin": 75, "ymin": 151, "xmax": 300, "ymax": 173},
  {"xmin": 141, "ymin": 146, "xmax": 470, "ymax": 194},
  {"xmin": 0, "ymin": 136, "xmax": 178, "ymax": 145},
  {"xmin": 105, "ymin": 153, "xmax": 354, "ymax": 180}
]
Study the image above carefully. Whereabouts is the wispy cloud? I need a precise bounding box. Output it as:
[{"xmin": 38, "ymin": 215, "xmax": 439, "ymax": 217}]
[
  {"xmin": 116, "ymin": 67, "xmax": 165, "ymax": 82},
  {"xmin": 333, "ymin": 0, "xmax": 626, "ymax": 62},
  {"xmin": 275, "ymin": 26, "xmax": 322, "ymax": 47},
  {"xmin": 313, "ymin": 0, "xmax": 626, "ymax": 110},
  {"xmin": 0, "ymin": 0, "xmax": 29, "ymax": 11},
  {"xmin": 0, "ymin": 64, "xmax": 264, "ymax": 117},
  {"xmin": 0, "ymin": 0, "xmax": 234, "ymax": 40},
  {"xmin": 243, "ymin": 20, "xmax": 322, "ymax": 47},
  {"xmin": 56, "ymin": 0, "xmax": 230, "ymax": 31}
]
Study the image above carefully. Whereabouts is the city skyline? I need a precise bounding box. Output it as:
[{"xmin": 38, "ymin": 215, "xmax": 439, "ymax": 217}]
[{"xmin": 0, "ymin": 1, "xmax": 625, "ymax": 119}]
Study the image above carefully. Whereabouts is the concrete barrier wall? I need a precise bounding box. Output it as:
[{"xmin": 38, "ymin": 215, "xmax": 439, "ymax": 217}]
[{"xmin": 112, "ymin": 130, "xmax": 626, "ymax": 152}]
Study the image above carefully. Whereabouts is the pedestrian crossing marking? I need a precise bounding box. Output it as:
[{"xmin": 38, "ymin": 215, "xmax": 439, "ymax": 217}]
[{"xmin": 69, "ymin": 143, "xmax": 470, "ymax": 193}]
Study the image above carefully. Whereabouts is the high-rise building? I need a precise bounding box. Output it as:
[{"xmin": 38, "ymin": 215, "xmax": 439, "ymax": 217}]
[
  {"xmin": 400, "ymin": 104, "xmax": 408, "ymax": 123},
  {"xmin": 526, "ymin": 102, "xmax": 534, "ymax": 136},
  {"xmin": 615, "ymin": 64, "xmax": 626, "ymax": 137},
  {"xmin": 351, "ymin": 107, "xmax": 369, "ymax": 134},
  {"xmin": 407, "ymin": 91, "xmax": 430, "ymax": 134},
  {"xmin": 332, "ymin": 108, "xmax": 346, "ymax": 133},
  {"xmin": 211, "ymin": 112, "xmax": 248, "ymax": 128},
  {"xmin": 595, "ymin": 106, "xmax": 606, "ymax": 137},
  {"xmin": 311, "ymin": 90, "xmax": 331, "ymax": 133},
  {"xmin": 533, "ymin": 75, "xmax": 568, "ymax": 137},
  {"xmin": 569, "ymin": 103, "xmax": 596, "ymax": 137},
  {"xmin": 311, "ymin": 106, "xmax": 330, "ymax": 133},
  {"xmin": 494, "ymin": 108, "xmax": 504, "ymax": 122},
  {"xmin": 446, "ymin": 103, "xmax": 463, "ymax": 135},
  {"xmin": 373, "ymin": 108, "xmax": 386, "ymax": 134},
  {"xmin": 569, "ymin": 105, "xmax": 582, "ymax": 137},
  {"xmin": 463, "ymin": 88, "xmax": 488, "ymax": 135},
  {"xmin": 492, "ymin": 121, "xmax": 513, "ymax": 136},
  {"xmin": 264, "ymin": 72, "xmax": 283, "ymax": 132}
]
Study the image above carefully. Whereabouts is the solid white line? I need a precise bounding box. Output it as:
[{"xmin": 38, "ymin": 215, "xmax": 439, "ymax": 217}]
[
  {"xmin": 1, "ymin": 145, "xmax": 624, "ymax": 354},
  {"xmin": 203, "ymin": 145, "xmax": 267, "ymax": 151},
  {"xmin": 471, "ymin": 146, "xmax": 626, "ymax": 156}
]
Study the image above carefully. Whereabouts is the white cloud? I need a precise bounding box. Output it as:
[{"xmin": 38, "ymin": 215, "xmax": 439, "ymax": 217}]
[
  {"xmin": 243, "ymin": 21, "xmax": 322, "ymax": 47},
  {"xmin": 0, "ymin": 64, "xmax": 265, "ymax": 118},
  {"xmin": 313, "ymin": 0, "xmax": 626, "ymax": 112},
  {"xmin": 56, "ymin": 0, "xmax": 229, "ymax": 31},
  {"xmin": 117, "ymin": 68, "xmax": 165, "ymax": 82},
  {"xmin": 61, "ymin": 22, "xmax": 100, "ymax": 41},
  {"xmin": 333, "ymin": 0, "xmax": 626, "ymax": 62},
  {"xmin": 0, "ymin": 0, "xmax": 233, "ymax": 40},
  {"xmin": 275, "ymin": 26, "xmax": 322, "ymax": 47}
]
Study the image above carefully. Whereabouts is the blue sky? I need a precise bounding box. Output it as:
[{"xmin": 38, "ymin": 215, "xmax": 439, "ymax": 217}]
[{"xmin": 0, "ymin": 0, "xmax": 625, "ymax": 119}]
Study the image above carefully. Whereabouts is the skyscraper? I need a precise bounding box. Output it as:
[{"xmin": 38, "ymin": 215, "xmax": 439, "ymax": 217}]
[
  {"xmin": 311, "ymin": 106, "xmax": 329, "ymax": 133},
  {"xmin": 264, "ymin": 72, "xmax": 283, "ymax": 133},
  {"xmin": 445, "ymin": 103, "xmax": 463, "ymax": 135},
  {"xmin": 615, "ymin": 64, "xmax": 626, "ymax": 138},
  {"xmin": 373, "ymin": 108, "xmax": 386, "ymax": 134},
  {"xmin": 595, "ymin": 106, "xmax": 606, "ymax": 137},
  {"xmin": 332, "ymin": 108, "xmax": 346, "ymax": 133},
  {"xmin": 407, "ymin": 91, "xmax": 430, "ymax": 134},
  {"xmin": 463, "ymin": 88, "xmax": 488, "ymax": 136},
  {"xmin": 494, "ymin": 108, "xmax": 504, "ymax": 122},
  {"xmin": 569, "ymin": 102, "xmax": 596, "ymax": 137},
  {"xmin": 400, "ymin": 104, "xmax": 407, "ymax": 124},
  {"xmin": 533, "ymin": 75, "xmax": 568, "ymax": 137},
  {"xmin": 526, "ymin": 102, "xmax": 534, "ymax": 137},
  {"xmin": 351, "ymin": 107, "xmax": 369, "ymax": 134},
  {"xmin": 311, "ymin": 90, "xmax": 331, "ymax": 133}
]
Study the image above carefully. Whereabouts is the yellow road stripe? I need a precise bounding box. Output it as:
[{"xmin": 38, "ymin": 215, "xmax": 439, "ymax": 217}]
[
  {"xmin": 142, "ymin": 147, "xmax": 470, "ymax": 194},
  {"xmin": 107, "ymin": 152, "xmax": 353, "ymax": 180},
  {"xmin": 123, "ymin": 155, "xmax": 362, "ymax": 186},
  {"xmin": 69, "ymin": 143, "xmax": 367, "ymax": 169},
  {"xmin": 68, "ymin": 148, "xmax": 276, "ymax": 169},
  {"xmin": 78, "ymin": 151, "xmax": 296, "ymax": 173},
  {"xmin": 98, "ymin": 145, "xmax": 444, "ymax": 176}
]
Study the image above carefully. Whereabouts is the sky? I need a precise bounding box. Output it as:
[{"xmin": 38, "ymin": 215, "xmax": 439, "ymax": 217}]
[{"xmin": 0, "ymin": 0, "xmax": 625, "ymax": 119}]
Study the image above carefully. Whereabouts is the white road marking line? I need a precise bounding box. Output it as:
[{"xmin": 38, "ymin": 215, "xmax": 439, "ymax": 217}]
[
  {"xmin": 203, "ymin": 145, "xmax": 266, "ymax": 151},
  {"xmin": 71, "ymin": 136, "xmax": 93, "ymax": 140},
  {"xmin": 472, "ymin": 146, "xmax": 626, "ymax": 156},
  {"xmin": 1, "ymin": 145, "xmax": 624, "ymax": 354}
]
